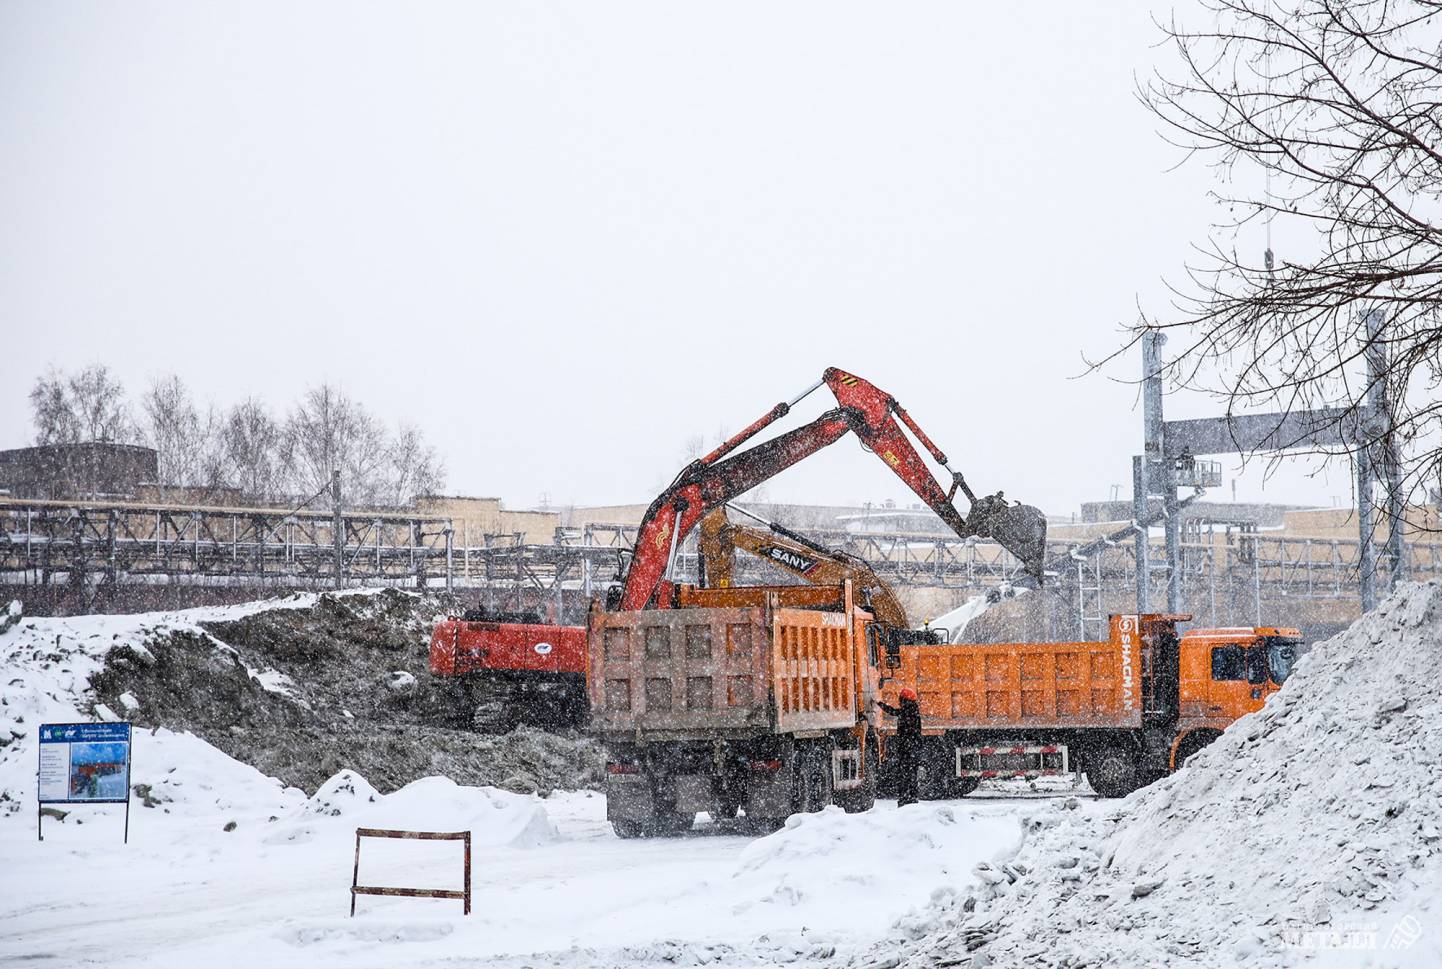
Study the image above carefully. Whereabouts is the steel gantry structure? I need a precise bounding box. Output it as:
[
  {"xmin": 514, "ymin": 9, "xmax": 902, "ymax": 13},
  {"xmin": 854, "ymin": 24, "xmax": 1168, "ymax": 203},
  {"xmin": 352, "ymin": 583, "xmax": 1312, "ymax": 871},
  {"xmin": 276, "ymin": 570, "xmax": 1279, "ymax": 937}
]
[{"xmin": 0, "ymin": 497, "xmax": 456, "ymax": 591}]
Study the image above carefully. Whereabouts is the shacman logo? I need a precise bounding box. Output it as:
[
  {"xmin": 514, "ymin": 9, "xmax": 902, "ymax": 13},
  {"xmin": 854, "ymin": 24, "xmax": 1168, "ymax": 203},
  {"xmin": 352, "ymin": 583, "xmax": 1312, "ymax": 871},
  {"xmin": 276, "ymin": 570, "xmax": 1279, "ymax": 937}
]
[
  {"xmin": 1117, "ymin": 615, "xmax": 1138, "ymax": 713},
  {"xmin": 762, "ymin": 545, "xmax": 819, "ymax": 574}
]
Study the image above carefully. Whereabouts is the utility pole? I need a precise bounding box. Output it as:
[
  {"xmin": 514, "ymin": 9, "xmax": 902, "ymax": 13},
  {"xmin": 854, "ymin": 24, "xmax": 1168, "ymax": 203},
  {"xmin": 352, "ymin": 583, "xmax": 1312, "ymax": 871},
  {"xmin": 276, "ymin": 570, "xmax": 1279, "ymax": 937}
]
[
  {"xmin": 1364, "ymin": 308, "xmax": 1406, "ymax": 591},
  {"xmin": 1357, "ymin": 449, "xmax": 1376, "ymax": 613},
  {"xmin": 1142, "ymin": 331, "xmax": 1181, "ymax": 612},
  {"xmin": 1132, "ymin": 455, "xmax": 1149, "ymax": 612},
  {"xmin": 332, "ymin": 469, "xmax": 344, "ymax": 590}
]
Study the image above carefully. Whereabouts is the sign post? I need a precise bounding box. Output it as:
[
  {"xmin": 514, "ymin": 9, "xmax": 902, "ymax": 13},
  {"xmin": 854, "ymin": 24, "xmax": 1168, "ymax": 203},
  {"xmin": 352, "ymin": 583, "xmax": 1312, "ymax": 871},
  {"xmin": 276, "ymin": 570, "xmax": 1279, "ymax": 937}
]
[{"xmin": 37, "ymin": 722, "xmax": 133, "ymax": 843}]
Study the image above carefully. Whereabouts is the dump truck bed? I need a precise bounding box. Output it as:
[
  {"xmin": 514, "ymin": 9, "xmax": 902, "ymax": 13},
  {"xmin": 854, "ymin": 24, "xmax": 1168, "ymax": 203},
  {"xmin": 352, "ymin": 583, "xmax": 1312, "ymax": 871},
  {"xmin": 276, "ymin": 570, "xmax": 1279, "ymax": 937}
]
[
  {"xmin": 884, "ymin": 617, "xmax": 1147, "ymax": 731},
  {"xmin": 588, "ymin": 605, "xmax": 862, "ymax": 738}
]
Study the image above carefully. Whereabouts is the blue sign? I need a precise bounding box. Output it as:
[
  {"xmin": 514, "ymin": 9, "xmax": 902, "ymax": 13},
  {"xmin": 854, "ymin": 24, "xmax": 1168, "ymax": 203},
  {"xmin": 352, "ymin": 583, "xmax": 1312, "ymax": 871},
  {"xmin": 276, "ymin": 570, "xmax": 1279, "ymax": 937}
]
[{"xmin": 38, "ymin": 722, "xmax": 132, "ymax": 804}]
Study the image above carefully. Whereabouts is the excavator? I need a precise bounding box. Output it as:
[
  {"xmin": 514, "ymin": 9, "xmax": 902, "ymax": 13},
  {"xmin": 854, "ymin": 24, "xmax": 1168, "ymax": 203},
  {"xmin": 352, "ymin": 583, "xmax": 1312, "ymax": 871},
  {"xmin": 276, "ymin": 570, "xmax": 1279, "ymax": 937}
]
[
  {"xmin": 698, "ymin": 503, "xmax": 917, "ymax": 631},
  {"xmin": 430, "ymin": 366, "xmax": 1047, "ymax": 729},
  {"xmin": 607, "ymin": 367, "xmax": 1046, "ymax": 613}
]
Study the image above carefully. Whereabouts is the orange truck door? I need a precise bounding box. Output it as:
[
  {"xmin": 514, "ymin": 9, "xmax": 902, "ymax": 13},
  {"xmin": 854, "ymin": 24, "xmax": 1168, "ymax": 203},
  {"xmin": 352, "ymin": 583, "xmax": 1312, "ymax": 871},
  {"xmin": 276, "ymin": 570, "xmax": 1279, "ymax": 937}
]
[{"xmin": 1203, "ymin": 639, "xmax": 1269, "ymax": 718}]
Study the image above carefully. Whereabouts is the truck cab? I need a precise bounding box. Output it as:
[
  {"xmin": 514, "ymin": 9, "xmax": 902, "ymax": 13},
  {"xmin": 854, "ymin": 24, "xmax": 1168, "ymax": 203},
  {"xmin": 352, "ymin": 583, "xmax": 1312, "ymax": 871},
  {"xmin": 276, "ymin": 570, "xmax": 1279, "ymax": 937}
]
[{"xmin": 1172, "ymin": 625, "xmax": 1302, "ymax": 767}]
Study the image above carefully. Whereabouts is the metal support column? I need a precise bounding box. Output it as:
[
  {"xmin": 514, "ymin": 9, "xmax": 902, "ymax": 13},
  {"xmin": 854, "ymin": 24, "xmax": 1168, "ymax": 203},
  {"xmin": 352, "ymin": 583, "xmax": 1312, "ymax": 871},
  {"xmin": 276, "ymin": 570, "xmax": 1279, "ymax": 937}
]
[
  {"xmin": 1132, "ymin": 456, "xmax": 1148, "ymax": 612},
  {"xmin": 1358, "ymin": 450, "xmax": 1377, "ymax": 613},
  {"xmin": 445, "ymin": 522, "xmax": 454, "ymax": 594},
  {"xmin": 332, "ymin": 470, "xmax": 344, "ymax": 589},
  {"xmin": 1364, "ymin": 308, "xmax": 1406, "ymax": 589}
]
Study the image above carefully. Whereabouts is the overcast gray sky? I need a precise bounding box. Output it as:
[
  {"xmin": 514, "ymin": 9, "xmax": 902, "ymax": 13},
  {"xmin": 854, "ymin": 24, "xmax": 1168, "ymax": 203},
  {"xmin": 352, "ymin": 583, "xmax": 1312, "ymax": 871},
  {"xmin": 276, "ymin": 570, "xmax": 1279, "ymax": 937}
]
[{"xmin": 0, "ymin": 2, "xmax": 1360, "ymax": 515}]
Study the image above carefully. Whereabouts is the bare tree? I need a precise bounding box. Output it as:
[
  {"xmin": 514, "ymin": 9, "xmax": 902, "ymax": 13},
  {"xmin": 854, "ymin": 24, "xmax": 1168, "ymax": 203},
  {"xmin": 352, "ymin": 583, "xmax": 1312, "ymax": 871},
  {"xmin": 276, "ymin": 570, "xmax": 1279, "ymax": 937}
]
[
  {"xmin": 222, "ymin": 398, "xmax": 285, "ymax": 501},
  {"xmin": 382, "ymin": 423, "xmax": 446, "ymax": 506},
  {"xmin": 1127, "ymin": 0, "xmax": 1442, "ymax": 520},
  {"xmin": 28, "ymin": 365, "xmax": 134, "ymax": 445},
  {"xmin": 139, "ymin": 374, "xmax": 223, "ymax": 487},
  {"xmin": 281, "ymin": 384, "xmax": 392, "ymax": 506}
]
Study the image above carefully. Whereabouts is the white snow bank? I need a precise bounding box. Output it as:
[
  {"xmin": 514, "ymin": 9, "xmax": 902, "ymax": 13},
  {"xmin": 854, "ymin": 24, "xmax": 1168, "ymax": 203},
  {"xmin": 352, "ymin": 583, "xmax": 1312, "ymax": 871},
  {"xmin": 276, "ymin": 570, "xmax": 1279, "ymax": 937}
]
[
  {"xmin": 364, "ymin": 776, "xmax": 558, "ymax": 848},
  {"xmin": 304, "ymin": 769, "xmax": 382, "ymax": 817},
  {"xmin": 293, "ymin": 771, "xmax": 554, "ymax": 846},
  {"xmin": 731, "ymin": 803, "xmax": 1019, "ymax": 937},
  {"xmin": 860, "ymin": 579, "xmax": 1442, "ymax": 969}
]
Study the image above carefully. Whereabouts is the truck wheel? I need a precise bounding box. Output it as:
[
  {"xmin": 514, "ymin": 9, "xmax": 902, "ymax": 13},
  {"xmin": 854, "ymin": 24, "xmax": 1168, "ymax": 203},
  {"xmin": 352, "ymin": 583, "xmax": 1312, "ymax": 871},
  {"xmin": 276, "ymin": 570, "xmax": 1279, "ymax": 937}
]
[
  {"xmin": 653, "ymin": 811, "xmax": 695, "ymax": 836},
  {"xmin": 796, "ymin": 744, "xmax": 834, "ymax": 813},
  {"xmin": 612, "ymin": 820, "xmax": 645, "ymax": 839},
  {"xmin": 1173, "ymin": 729, "xmax": 1221, "ymax": 770},
  {"xmin": 740, "ymin": 814, "xmax": 785, "ymax": 835},
  {"xmin": 1086, "ymin": 745, "xmax": 1139, "ymax": 798}
]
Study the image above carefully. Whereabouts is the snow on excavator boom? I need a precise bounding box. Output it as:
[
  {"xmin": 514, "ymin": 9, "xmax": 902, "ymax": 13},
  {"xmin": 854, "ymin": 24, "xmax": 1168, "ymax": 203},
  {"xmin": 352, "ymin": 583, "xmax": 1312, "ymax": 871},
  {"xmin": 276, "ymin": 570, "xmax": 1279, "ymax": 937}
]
[{"xmin": 613, "ymin": 367, "xmax": 1047, "ymax": 611}]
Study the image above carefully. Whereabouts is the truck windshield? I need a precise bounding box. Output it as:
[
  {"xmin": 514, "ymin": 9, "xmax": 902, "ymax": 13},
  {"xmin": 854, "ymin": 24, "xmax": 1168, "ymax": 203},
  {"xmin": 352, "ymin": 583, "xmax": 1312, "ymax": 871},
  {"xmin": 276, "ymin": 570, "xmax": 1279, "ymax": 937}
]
[{"xmin": 1265, "ymin": 638, "xmax": 1300, "ymax": 685}]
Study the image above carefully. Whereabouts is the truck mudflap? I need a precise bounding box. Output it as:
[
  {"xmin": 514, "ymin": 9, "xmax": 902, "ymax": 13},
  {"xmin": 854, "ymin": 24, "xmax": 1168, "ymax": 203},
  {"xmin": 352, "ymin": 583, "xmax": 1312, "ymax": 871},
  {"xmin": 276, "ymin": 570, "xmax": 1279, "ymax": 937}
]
[
  {"xmin": 605, "ymin": 774, "xmax": 655, "ymax": 821},
  {"xmin": 745, "ymin": 766, "xmax": 792, "ymax": 819},
  {"xmin": 957, "ymin": 744, "xmax": 1070, "ymax": 780}
]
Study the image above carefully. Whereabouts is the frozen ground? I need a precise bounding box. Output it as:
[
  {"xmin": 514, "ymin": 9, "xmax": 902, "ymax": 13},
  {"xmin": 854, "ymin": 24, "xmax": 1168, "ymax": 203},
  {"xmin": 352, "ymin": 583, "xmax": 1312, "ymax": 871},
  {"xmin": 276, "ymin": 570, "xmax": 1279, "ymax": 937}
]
[
  {"xmin": 0, "ymin": 590, "xmax": 1067, "ymax": 968},
  {"xmin": 0, "ymin": 771, "xmax": 1055, "ymax": 968},
  {"xmin": 9, "ymin": 583, "xmax": 1438, "ymax": 968}
]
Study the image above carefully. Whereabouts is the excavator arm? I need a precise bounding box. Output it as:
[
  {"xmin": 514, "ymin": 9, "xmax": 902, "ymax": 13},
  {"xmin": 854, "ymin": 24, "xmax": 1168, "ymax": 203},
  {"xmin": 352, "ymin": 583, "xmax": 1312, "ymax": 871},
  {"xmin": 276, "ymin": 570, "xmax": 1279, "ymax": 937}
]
[
  {"xmin": 617, "ymin": 367, "xmax": 1047, "ymax": 611},
  {"xmin": 698, "ymin": 505, "xmax": 911, "ymax": 628}
]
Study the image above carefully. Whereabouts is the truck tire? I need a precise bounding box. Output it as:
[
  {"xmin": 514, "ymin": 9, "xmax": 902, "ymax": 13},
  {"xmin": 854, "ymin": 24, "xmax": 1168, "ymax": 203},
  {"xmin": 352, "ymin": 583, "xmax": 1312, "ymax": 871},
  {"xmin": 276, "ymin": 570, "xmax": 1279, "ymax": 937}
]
[
  {"xmin": 740, "ymin": 815, "xmax": 786, "ymax": 835},
  {"xmin": 795, "ymin": 743, "xmax": 834, "ymax": 813},
  {"xmin": 612, "ymin": 820, "xmax": 645, "ymax": 839},
  {"xmin": 1173, "ymin": 729, "xmax": 1222, "ymax": 770},
  {"xmin": 1086, "ymin": 744, "xmax": 1139, "ymax": 798},
  {"xmin": 653, "ymin": 811, "xmax": 695, "ymax": 836}
]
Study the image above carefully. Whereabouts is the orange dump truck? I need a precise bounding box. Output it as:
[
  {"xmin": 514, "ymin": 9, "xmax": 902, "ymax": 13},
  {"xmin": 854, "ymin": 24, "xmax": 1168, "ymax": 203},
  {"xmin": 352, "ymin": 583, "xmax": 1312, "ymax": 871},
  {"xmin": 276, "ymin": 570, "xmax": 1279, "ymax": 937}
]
[
  {"xmin": 879, "ymin": 615, "xmax": 1301, "ymax": 798},
  {"xmin": 588, "ymin": 582, "xmax": 888, "ymax": 837}
]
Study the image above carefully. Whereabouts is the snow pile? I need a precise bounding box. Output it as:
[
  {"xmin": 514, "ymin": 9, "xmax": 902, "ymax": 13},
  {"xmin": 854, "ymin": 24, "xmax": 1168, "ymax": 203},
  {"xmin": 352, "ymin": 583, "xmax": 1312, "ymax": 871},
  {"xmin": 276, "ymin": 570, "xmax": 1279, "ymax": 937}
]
[
  {"xmin": 302, "ymin": 769, "xmax": 382, "ymax": 816},
  {"xmin": 859, "ymin": 579, "xmax": 1442, "ymax": 969},
  {"xmin": 0, "ymin": 589, "xmax": 603, "ymax": 799},
  {"xmin": 354, "ymin": 776, "xmax": 558, "ymax": 848},
  {"xmin": 729, "ymin": 803, "xmax": 1022, "ymax": 940}
]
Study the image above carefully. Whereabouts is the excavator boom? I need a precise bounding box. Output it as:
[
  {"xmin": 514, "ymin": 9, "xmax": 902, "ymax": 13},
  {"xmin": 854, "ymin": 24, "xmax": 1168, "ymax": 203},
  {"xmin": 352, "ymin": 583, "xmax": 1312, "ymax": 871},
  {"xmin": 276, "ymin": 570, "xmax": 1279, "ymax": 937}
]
[
  {"xmin": 699, "ymin": 505, "xmax": 911, "ymax": 628},
  {"xmin": 617, "ymin": 367, "xmax": 1047, "ymax": 611}
]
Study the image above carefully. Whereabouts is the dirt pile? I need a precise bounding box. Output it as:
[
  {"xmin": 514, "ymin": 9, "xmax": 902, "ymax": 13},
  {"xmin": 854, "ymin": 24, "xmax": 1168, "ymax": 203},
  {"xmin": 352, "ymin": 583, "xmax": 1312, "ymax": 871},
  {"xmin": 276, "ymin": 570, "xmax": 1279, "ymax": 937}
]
[
  {"xmin": 85, "ymin": 589, "xmax": 603, "ymax": 796},
  {"xmin": 855, "ymin": 579, "xmax": 1442, "ymax": 969}
]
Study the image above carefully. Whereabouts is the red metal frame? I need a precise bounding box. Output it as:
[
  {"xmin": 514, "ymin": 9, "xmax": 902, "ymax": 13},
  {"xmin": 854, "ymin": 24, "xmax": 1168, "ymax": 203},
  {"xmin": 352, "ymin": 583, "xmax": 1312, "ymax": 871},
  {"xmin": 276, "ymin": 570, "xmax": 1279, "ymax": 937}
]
[{"xmin": 350, "ymin": 827, "xmax": 472, "ymax": 917}]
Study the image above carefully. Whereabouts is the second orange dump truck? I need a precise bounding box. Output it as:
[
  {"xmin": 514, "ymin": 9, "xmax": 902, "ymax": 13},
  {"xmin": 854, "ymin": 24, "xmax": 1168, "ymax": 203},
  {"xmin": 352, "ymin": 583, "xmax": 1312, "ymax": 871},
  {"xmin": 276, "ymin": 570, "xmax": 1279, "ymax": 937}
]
[
  {"xmin": 879, "ymin": 615, "xmax": 1302, "ymax": 798},
  {"xmin": 588, "ymin": 582, "xmax": 895, "ymax": 837}
]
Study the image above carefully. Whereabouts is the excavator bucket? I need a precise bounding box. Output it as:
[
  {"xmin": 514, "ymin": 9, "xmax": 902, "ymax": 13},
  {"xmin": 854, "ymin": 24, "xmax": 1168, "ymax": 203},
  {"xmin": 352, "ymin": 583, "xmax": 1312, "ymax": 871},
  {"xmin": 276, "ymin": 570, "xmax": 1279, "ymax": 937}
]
[{"xmin": 966, "ymin": 494, "xmax": 1049, "ymax": 585}]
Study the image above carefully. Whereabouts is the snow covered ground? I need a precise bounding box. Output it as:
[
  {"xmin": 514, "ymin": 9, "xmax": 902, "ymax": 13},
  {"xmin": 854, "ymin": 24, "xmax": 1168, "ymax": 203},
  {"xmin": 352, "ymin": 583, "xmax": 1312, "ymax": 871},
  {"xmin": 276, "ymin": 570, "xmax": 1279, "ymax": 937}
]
[
  {"xmin": 13, "ymin": 581, "xmax": 1437, "ymax": 968},
  {"xmin": 0, "ymin": 781, "xmax": 1048, "ymax": 968},
  {"xmin": 0, "ymin": 594, "xmax": 1064, "ymax": 968}
]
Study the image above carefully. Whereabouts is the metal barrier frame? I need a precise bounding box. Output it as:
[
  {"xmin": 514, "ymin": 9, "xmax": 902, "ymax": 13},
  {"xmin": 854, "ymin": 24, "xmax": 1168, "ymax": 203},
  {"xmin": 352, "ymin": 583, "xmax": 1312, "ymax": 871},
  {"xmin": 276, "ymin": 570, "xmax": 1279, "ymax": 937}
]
[{"xmin": 349, "ymin": 827, "xmax": 472, "ymax": 916}]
